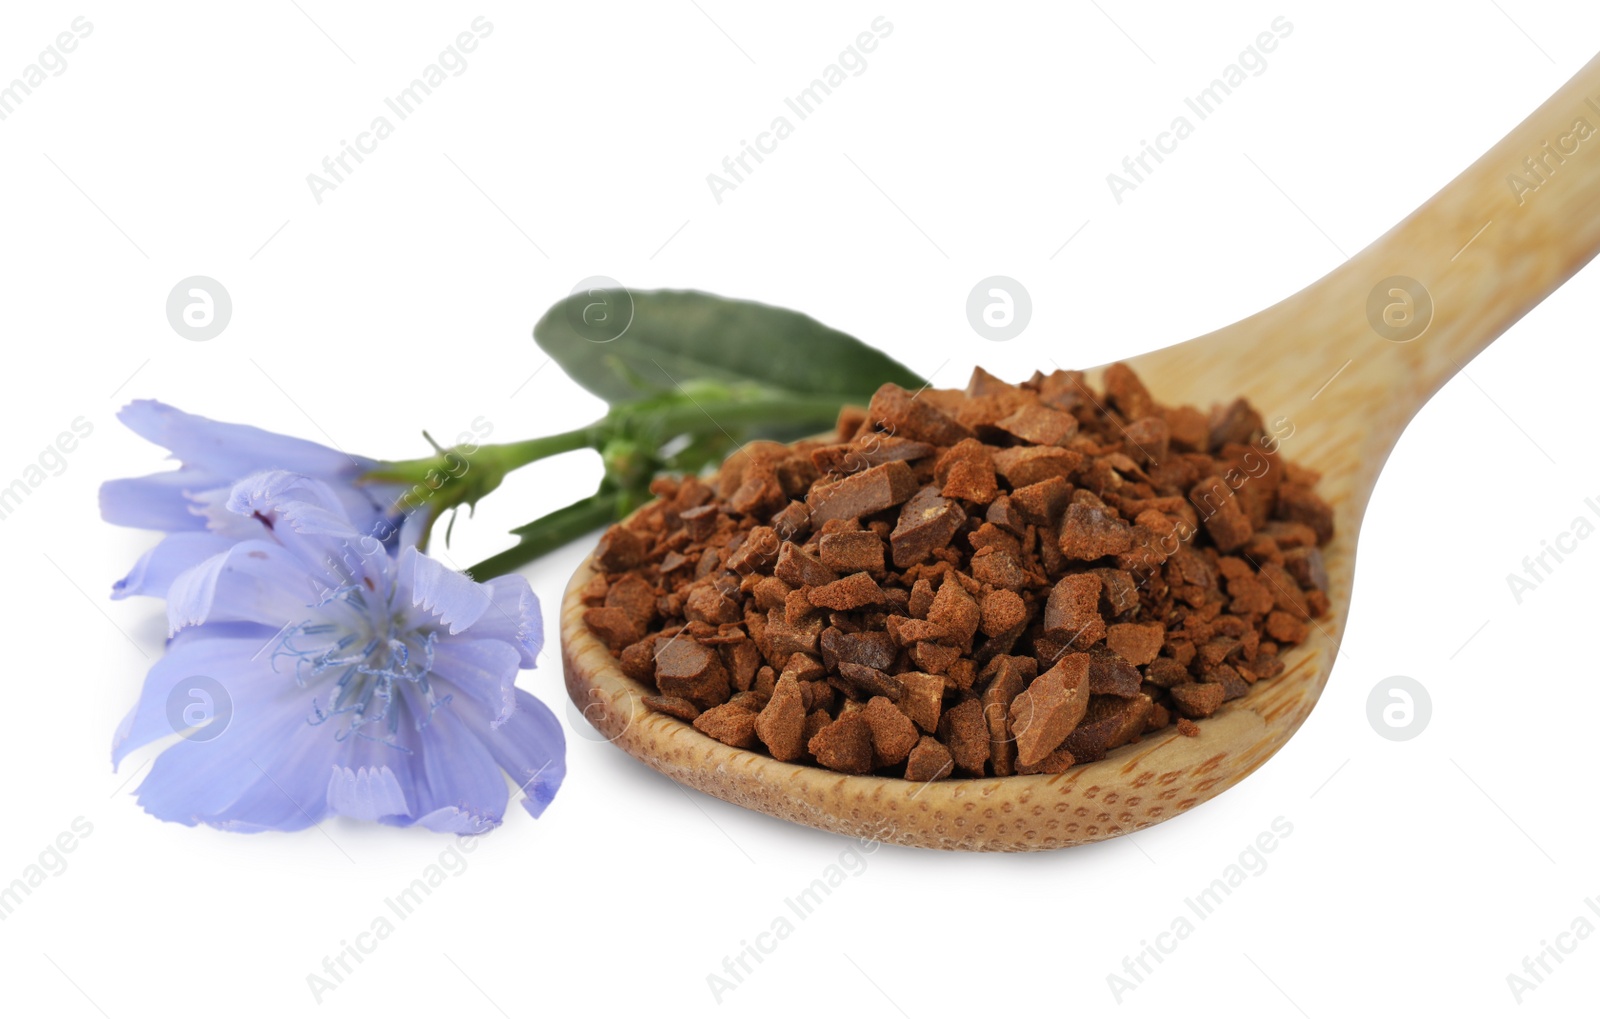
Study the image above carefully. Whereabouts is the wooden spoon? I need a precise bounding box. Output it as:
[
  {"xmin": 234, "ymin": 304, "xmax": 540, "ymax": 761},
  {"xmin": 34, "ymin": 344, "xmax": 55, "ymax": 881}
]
[{"xmin": 560, "ymin": 56, "xmax": 1600, "ymax": 851}]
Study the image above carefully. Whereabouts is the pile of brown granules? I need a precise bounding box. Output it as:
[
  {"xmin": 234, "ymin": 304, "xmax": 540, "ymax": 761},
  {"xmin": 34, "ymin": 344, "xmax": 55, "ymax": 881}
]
[{"xmin": 578, "ymin": 364, "xmax": 1333, "ymax": 780}]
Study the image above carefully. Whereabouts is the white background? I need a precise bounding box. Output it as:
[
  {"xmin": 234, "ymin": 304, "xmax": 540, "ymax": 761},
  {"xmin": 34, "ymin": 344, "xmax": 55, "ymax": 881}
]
[{"xmin": 1, "ymin": 2, "xmax": 1596, "ymax": 1016}]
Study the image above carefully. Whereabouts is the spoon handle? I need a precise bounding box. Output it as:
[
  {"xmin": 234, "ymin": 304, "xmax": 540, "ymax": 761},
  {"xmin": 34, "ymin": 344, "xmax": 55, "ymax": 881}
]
[
  {"xmin": 1347, "ymin": 50, "xmax": 1600, "ymax": 413},
  {"xmin": 1137, "ymin": 54, "xmax": 1600, "ymax": 518}
]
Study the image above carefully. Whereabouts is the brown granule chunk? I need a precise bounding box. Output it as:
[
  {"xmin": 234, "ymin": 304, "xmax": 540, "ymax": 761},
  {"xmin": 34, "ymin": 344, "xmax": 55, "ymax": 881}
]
[
  {"xmin": 1209, "ymin": 663, "xmax": 1250, "ymax": 701},
  {"xmin": 1257, "ymin": 561, "xmax": 1311, "ymax": 619},
  {"xmin": 1093, "ymin": 568, "xmax": 1141, "ymax": 616},
  {"xmin": 1105, "ymin": 622, "xmax": 1164, "ymax": 666},
  {"xmin": 887, "ymin": 615, "xmax": 943, "ymax": 646},
  {"xmin": 909, "ymin": 641, "xmax": 960, "ymax": 675},
  {"xmin": 1275, "ymin": 482, "xmax": 1334, "ymax": 544},
  {"xmin": 722, "ymin": 641, "xmax": 763, "ymax": 691},
  {"xmin": 935, "ymin": 439, "xmax": 1000, "ymax": 504},
  {"xmin": 821, "ymin": 629, "xmax": 896, "ymax": 672},
  {"xmin": 1086, "ymin": 647, "xmax": 1143, "ymax": 697},
  {"xmin": 1190, "ymin": 476, "xmax": 1254, "ymax": 552},
  {"xmin": 586, "ymin": 361, "xmax": 1334, "ymax": 781},
  {"xmin": 896, "ymin": 672, "xmax": 945, "ymax": 732},
  {"xmin": 811, "ymin": 434, "xmax": 936, "ymax": 475},
  {"xmin": 582, "ymin": 607, "xmax": 643, "ymax": 652},
  {"xmin": 980, "ymin": 589, "xmax": 1027, "ymax": 637},
  {"xmin": 1226, "ymin": 574, "xmax": 1275, "ymax": 616},
  {"xmin": 774, "ymin": 542, "xmax": 837, "ymax": 588},
  {"xmin": 992, "ymin": 446, "xmax": 1083, "ymax": 488},
  {"xmin": 1060, "ymin": 502, "xmax": 1134, "ymax": 561},
  {"xmin": 1163, "ymin": 405, "xmax": 1209, "ymax": 452},
  {"xmin": 653, "ymin": 637, "xmax": 730, "ymax": 709},
  {"xmin": 1265, "ymin": 610, "xmax": 1309, "ymax": 644},
  {"xmin": 904, "ymin": 736, "xmax": 955, "ymax": 782},
  {"xmin": 1123, "ymin": 416, "xmax": 1170, "ymax": 465},
  {"xmin": 641, "ymin": 694, "xmax": 700, "ymax": 722},
  {"xmin": 1010, "ymin": 476, "xmax": 1070, "ymax": 527},
  {"xmin": 603, "ymin": 574, "xmax": 657, "ymax": 625},
  {"xmin": 595, "ymin": 525, "xmax": 647, "ymax": 571},
  {"xmin": 1104, "ymin": 362, "xmax": 1154, "ymax": 419},
  {"xmin": 867, "ymin": 383, "xmax": 973, "ymax": 446},
  {"xmin": 781, "ymin": 652, "xmax": 827, "ymax": 683},
  {"xmin": 729, "ymin": 467, "xmax": 786, "ymax": 518},
  {"xmin": 1170, "ymin": 682, "xmax": 1226, "ymax": 719},
  {"xmin": 938, "ymin": 699, "xmax": 991, "ymax": 775},
  {"xmin": 802, "ymin": 708, "xmax": 831, "ymax": 747},
  {"xmin": 684, "ymin": 583, "xmax": 740, "ymax": 626},
  {"xmin": 1063, "ymin": 693, "xmax": 1152, "ymax": 762},
  {"xmin": 808, "ymin": 572, "xmax": 887, "ymax": 611},
  {"xmin": 982, "ymin": 656, "xmax": 1034, "ymax": 776},
  {"xmin": 970, "ymin": 547, "xmax": 1028, "ymax": 591},
  {"xmin": 996, "ymin": 403, "xmax": 1078, "ymax": 447},
  {"xmin": 927, "ymin": 577, "xmax": 981, "ymax": 649},
  {"xmin": 726, "ymin": 527, "xmax": 781, "ymax": 574},
  {"xmin": 1009, "ymin": 653, "xmax": 1091, "ymax": 768},
  {"xmin": 694, "ymin": 703, "xmax": 759, "ymax": 748},
  {"xmin": 1209, "ymin": 398, "xmax": 1263, "ymax": 449},
  {"xmin": 808, "ymin": 714, "xmax": 874, "ymax": 774},
  {"xmin": 756, "ymin": 676, "xmax": 808, "ymax": 761},
  {"xmin": 807, "ymin": 460, "xmax": 918, "ymax": 525},
  {"xmin": 890, "ymin": 485, "xmax": 966, "ymax": 568},
  {"xmin": 836, "ymin": 662, "xmax": 903, "ymax": 700},
  {"xmin": 1144, "ymin": 657, "xmax": 1189, "ymax": 688},
  {"xmin": 1282, "ymin": 545, "xmax": 1328, "ymax": 591},
  {"xmin": 619, "ymin": 638, "xmax": 657, "ymax": 683},
  {"xmin": 1017, "ymin": 745, "xmax": 1078, "ymax": 775},
  {"xmin": 1043, "ymin": 573, "xmax": 1104, "ymax": 649},
  {"xmin": 818, "ymin": 531, "xmax": 886, "ymax": 574},
  {"xmin": 860, "ymin": 696, "xmax": 920, "ymax": 767}
]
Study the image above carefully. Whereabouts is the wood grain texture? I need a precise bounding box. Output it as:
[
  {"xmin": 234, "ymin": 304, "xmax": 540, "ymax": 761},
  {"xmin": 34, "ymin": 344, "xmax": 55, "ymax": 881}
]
[{"xmin": 560, "ymin": 55, "xmax": 1600, "ymax": 851}]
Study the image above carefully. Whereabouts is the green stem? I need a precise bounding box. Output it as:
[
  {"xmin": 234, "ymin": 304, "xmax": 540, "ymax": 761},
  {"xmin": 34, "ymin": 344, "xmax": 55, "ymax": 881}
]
[
  {"xmin": 437, "ymin": 389, "xmax": 859, "ymax": 578},
  {"xmin": 365, "ymin": 423, "xmax": 602, "ymax": 486},
  {"xmin": 486, "ymin": 423, "xmax": 604, "ymax": 466},
  {"xmin": 468, "ymin": 492, "xmax": 618, "ymax": 579}
]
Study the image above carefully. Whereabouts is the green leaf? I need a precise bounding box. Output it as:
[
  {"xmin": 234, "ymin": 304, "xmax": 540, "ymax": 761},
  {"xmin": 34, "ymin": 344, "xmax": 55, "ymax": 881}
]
[{"xmin": 534, "ymin": 289, "xmax": 924, "ymax": 406}]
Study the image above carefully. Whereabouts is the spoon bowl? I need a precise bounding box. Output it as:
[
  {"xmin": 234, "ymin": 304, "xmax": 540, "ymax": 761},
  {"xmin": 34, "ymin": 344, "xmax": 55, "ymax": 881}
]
[{"xmin": 561, "ymin": 55, "xmax": 1600, "ymax": 850}]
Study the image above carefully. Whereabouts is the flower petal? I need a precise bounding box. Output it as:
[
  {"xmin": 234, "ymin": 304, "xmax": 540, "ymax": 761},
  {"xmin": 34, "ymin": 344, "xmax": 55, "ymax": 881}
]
[
  {"xmin": 165, "ymin": 539, "xmax": 322, "ymax": 636},
  {"xmin": 430, "ymin": 638, "xmax": 522, "ymax": 728},
  {"xmin": 398, "ymin": 546, "xmax": 490, "ymax": 635},
  {"xmin": 99, "ymin": 470, "xmax": 218, "ymax": 531},
  {"xmin": 397, "ymin": 508, "xmax": 431, "ymax": 553},
  {"xmin": 472, "ymin": 575, "xmax": 544, "ymax": 668},
  {"xmin": 224, "ymin": 470, "xmax": 371, "ymax": 576},
  {"xmin": 112, "ymin": 531, "xmax": 238, "ymax": 601},
  {"xmin": 131, "ymin": 651, "xmax": 336, "ymax": 826},
  {"xmin": 116, "ymin": 399, "xmax": 371, "ymax": 480},
  {"xmin": 455, "ymin": 687, "xmax": 567, "ymax": 819},
  {"xmin": 395, "ymin": 702, "xmax": 511, "ymax": 832},
  {"xmin": 112, "ymin": 624, "xmax": 280, "ymax": 767},
  {"xmin": 195, "ymin": 725, "xmax": 345, "ymax": 833}
]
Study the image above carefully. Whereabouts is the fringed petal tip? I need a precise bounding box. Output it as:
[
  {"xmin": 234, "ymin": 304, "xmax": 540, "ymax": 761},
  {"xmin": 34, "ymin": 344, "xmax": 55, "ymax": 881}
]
[
  {"xmin": 480, "ymin": 575, "xmax": 544, "ymax": 669},
  {"xmin": 412, "ymin": 806, "xmax": 502, "ymax": 835},
  {"xmin": 327, "ymin": 765, "xmax": 410, "ymax": 821},
  {"xmin": 401, "ymin": 547, "xmax": 491, "ymax": 635}
]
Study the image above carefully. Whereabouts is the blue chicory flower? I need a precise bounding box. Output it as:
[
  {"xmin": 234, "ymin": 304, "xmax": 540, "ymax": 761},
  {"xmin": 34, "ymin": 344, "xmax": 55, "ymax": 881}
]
[
  {"xmin": 100, "ymin": 400, "xmax": 410, "ymax": 601},
  {"xmin": 112, "ymin": 469, "xmax": 565, "ymax": 833}
]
